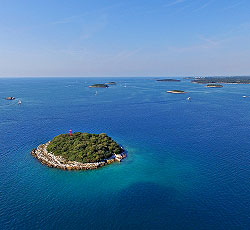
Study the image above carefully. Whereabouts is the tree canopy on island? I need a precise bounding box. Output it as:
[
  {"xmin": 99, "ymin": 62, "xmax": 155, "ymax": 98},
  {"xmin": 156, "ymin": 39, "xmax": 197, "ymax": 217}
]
[
  {"xmin": 47, "ymin": 132, "xmax": 124, "ymax": 163},
  {"xmin": 206, "ymin": 84, "xmax": 223, "ymax": 87},
  {"xmin": 156, "ymin": 79, "xmax": 181, "ymax": 82},
  {"xmin": 89, "ymin": 84, "xmax": 109, "ymax": 88}
]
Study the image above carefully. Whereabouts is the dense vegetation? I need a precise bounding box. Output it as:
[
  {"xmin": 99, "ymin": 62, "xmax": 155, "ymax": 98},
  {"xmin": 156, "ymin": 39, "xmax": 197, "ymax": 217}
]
[
  {"xmin": 192, "ymin": 77, "xmax": 250, "ymax": 84},
  {"xmin": 156, "ymin": 79, "xmax": 181, "ymax": 82},
  {"xmin": 206, "ymin": 84, "xmax": 223, "ymax": 88},
  {"xmin": 105, "ymin": 82, "xmax": 116, "ymax": 85},
  {"xmin": 47, "ymin": 132, "xmax": 124, "ymax": 163},
  {"xmin": 89, "ymin": 84, "xmax": 109, "ymax": 88}
]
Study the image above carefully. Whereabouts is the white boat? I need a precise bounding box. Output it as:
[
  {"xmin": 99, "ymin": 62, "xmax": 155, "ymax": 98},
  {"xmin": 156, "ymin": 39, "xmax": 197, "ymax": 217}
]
[
  {"xmin": 187, "ymin": 97, "xmax": 191, "ymax": 100},
  {"xmin": 242, "ymin": 96, "xmax": 247, "ymax": 98},
  {"xmin": 18, "ymin": 100, "xmax": 22, "ymax": 105}
]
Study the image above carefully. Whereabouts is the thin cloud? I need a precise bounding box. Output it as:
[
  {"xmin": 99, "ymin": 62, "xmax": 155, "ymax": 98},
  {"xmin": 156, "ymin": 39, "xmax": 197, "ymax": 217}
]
[
  {"xmin": 193, "ymin": 0, "xmax": 214, "ymax": 12},
  {"xmin": 166, "ymin": 34, "xmax": 226, "ymax": 54},
  {"xmin": 224, "ymin": 0, "xmax": 245, "ymax": 10},
  {"xmin": 199, "ymin": 35, "xmax": 219, "ymax": 46},
  {"xmin": 163, "ymin": 0, "xmax": 187, "ymax": 8},
  {"xmin": 51, "ymin": 15, "xmax": 83, "ymax": 25},
  {"xmin": 51, "ymin": 3, "xmax": 121, "ymax": 25},
  {"xmin": 115, "ymin": 48, "xmax": 141, "ymax": 60}
]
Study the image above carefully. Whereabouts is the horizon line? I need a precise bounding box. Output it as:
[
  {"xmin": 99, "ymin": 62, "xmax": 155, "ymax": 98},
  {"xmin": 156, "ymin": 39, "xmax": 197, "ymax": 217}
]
[{"xmin": 0, "ymin": 75, "xmax": 250, "ymax": 79}]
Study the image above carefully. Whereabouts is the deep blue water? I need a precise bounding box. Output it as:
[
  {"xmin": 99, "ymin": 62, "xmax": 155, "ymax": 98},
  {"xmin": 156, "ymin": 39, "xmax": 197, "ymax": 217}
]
[{"xmin": 0, "ymin": 77, "xmax": 249, "ymax": 230}]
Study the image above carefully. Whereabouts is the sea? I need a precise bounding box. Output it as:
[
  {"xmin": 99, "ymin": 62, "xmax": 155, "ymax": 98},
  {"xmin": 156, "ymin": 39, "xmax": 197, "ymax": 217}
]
[{"xmin": 0, "ymin": 77, "xmax": 249, "ymax": 230}]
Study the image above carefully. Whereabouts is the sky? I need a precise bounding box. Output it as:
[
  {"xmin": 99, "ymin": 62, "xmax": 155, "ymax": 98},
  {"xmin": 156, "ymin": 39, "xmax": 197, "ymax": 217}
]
[{"xmin": 0, "ymin": 0, "xmax": 250, "ymax": 77}]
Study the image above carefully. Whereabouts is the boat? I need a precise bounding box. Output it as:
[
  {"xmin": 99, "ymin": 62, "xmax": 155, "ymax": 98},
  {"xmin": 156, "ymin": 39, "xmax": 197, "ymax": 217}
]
[
  {"xmin": 187, "ymin": 97, "xmax": 191, "ymax": 100},
  {"xmin": 18, "ymin": 100, "xmax": 22, "ymax": 105},
  {"xmin": 5, "ymin": 97, "xmax": 15, "ymax": 100}
]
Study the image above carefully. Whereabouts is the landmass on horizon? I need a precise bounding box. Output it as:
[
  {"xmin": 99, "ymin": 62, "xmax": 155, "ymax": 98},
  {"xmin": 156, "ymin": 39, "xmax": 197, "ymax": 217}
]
[
  {"xmin": 192, "ymin": 76, "xmax": 250, "ymax": 84},
  {"xmin": 156, "ymin": 79, "xmax": 181, "ymax": 82}
]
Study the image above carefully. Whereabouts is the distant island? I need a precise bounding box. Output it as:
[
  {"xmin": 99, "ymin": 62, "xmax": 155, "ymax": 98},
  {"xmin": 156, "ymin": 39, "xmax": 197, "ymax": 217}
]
[
  {"xmin": 167, "ymin": 90, "xmax": 186, "ymax": 94},
  {"xmin": 192, "ymin": 77, "xmax": 250, "ymax": 84},
  {"xmin": 206, "ymin": 84, "xmax": 223, "ymax": 88},
  {"xmin": 105, "ymin": 82, "xmax": 116, "ymax": 85},
  {"xmin": 31, "ymin": 132, "xmax": 126, "ymax": 170},
  {"xmin": 5, "ymin": 97, "xmax": 15, "ymax": 100},
  {"xmin": 89, "ymin": 84, "xmax": 109, "ymax": 88},
  {"xmin": 157, "ymin": 79, "xmax": 181, "ymax": 82}
]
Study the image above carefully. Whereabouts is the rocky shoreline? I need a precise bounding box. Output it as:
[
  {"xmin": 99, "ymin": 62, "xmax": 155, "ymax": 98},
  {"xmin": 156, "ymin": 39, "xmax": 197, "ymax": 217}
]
[
  {"xmin": 167, "ymin": 90, "xmax": 186, "ymax": 94},
  {"xmin": 31, "ymin": 142, "xmax": 127, "ymax": 170}
]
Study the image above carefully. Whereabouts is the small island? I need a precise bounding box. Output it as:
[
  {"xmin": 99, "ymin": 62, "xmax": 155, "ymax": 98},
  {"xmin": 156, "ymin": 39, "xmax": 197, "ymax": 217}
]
[
  {"xmin": 89, "ymin": 84, "xmax": 109, "ymax": 88},
  {"xmin": 5, "ymin": 97, "xmax": 15, "ymax": 100},
  {"xmin": 31, "ymin": 132, "xmax": 126, "ymax": 170},
  {"xmin": 105, "ymin": 82, "xmax": 116, "ymax": 85},
  {"xmin": 206, "ymin": 84, "xmax": 223, "ymax": 88},
  {"xmin": 167, "ymin": 90, "xmax": 186, "ymax": 94},
  {"xmin": 157, "ymin": 79, "xmax": 181, "ymax": 82}
]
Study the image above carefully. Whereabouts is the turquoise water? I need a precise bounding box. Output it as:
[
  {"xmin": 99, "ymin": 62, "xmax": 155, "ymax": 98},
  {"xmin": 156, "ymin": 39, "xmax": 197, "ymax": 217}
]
[{"xmin": 0, "ymin": 77, "xmax": 249, "ymax": 229}]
